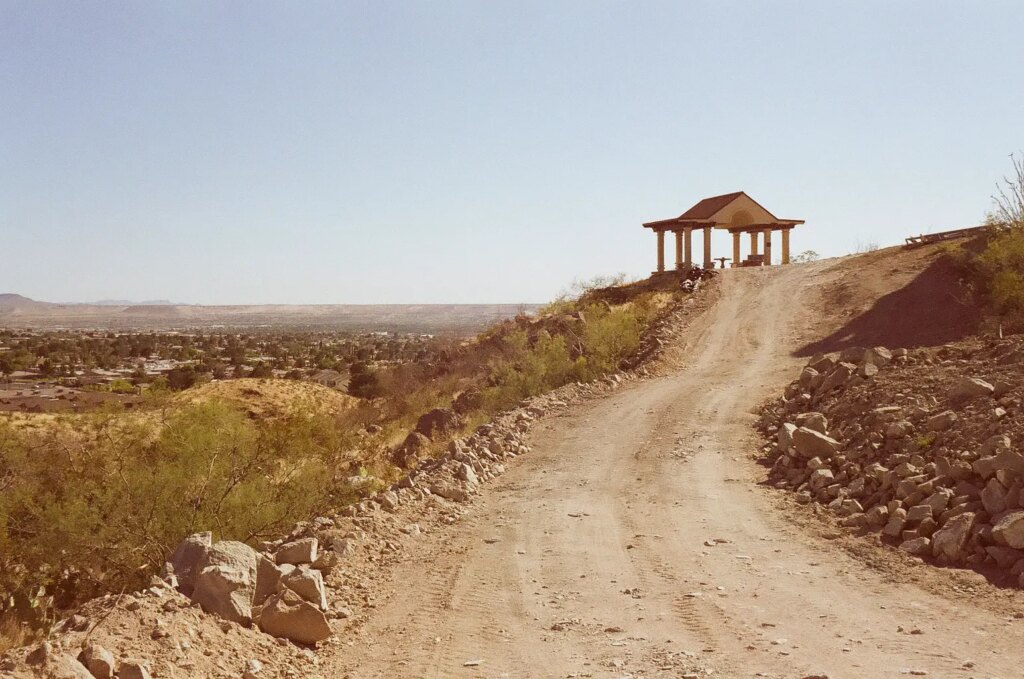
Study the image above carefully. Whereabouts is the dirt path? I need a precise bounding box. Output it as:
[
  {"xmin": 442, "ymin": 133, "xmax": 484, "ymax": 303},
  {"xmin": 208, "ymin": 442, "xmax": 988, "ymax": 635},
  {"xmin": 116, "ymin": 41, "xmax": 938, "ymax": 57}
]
[{"xmin": 326, "ymin": 262, "xmax": 1024, "ymax": 678}]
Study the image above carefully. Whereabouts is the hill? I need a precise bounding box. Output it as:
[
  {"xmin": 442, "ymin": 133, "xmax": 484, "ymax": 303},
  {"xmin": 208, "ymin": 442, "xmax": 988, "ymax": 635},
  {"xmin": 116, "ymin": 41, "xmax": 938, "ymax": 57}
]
[{"xmin": 172, "ymin": 378, "xmax": 359, "ymax": 420}]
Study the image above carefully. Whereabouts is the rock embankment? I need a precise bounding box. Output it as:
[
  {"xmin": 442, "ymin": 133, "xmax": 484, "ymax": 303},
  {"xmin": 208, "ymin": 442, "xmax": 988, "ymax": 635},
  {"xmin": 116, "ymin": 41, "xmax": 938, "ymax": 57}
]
[
  {"xmin": 0, "ymin": 375, "xmax": 646, "ymax": 678},
  {"xmin": 760, "ymin": 338, "xmax": 1024, "ymax": 581}
]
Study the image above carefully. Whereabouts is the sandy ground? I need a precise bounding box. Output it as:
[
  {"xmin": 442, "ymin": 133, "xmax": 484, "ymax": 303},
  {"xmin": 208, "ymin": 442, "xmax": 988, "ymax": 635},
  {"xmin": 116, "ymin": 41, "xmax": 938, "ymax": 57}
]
[{"xmin": 319, "ymin": 255, "xmax": 1024, "ymax": 678}]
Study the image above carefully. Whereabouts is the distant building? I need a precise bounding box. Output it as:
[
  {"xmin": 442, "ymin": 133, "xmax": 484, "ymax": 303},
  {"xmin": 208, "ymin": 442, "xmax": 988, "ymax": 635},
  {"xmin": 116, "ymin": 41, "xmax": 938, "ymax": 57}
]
[{"xmin": 311, "ymin": 369, "xmax": 349, "ymax": 391}]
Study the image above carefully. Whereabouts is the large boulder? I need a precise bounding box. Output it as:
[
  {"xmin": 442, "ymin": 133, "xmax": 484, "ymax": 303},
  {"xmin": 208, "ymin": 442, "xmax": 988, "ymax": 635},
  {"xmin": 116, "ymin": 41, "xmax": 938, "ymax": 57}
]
[
  {"xmin": 414, "ymin": 408, "xmax": 463, "ymax": 440},
  {"xmin": 164, "ymin": 531, "xmax": 212, "ymax": 596},
  {"xmin": 992, "ymin": 511, "xmax": 1024, "ymax": 549},
  {"xmin": 932, "ymin": 512, "xmax": 975, "ymax": 561},
  {"xmin": 950, "ymin": 376, "xmax": 994, "ymax": 402},
  {"xmin": 258, "ymin": 588, "xmax": 332, "ymax": 645},
  {"xmin": 191, "ymin": 540, "xmax": 259, "ymax": 625},
  {"xmin": 792, "ymin": 427, "xmax": 841, "ymax": 459},
  {"xmin": 926, "ymin": 410, "xmax": 957, "ymax": 432},
  {"xmin": 794, "ymin": 412, "xmax": 828, "ymax": 435},
  {"xmin": 281, "ymin": 565, "xmax": 328, "ymax": 610},
  {"xmin": 452, "ymin": 389, "xmax": 483, "ymax": 415},
  {"xmin": 778, "ymin": 423, "xmax": 797, "ymax": 451},
  {"xmin": 254, "ymin": 555, "xmax": 286, "ymax": 607},
  {"xmin": 275, "ymin": 538, "xmax": 318, "ymax": 565},
  {"xmin": 80, "ymin": 643, "xmax": 115, "ymax": 679}
]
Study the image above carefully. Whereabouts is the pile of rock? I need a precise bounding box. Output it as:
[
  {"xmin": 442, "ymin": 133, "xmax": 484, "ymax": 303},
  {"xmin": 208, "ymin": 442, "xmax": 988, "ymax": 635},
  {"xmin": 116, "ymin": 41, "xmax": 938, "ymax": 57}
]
[
  {"xmin": 164, "ymin": 532, "xmax": 331, "ymax": 645},
  {"xmin": 761, "ymin": 340, "xmax": 1024, "ymax": 581}
]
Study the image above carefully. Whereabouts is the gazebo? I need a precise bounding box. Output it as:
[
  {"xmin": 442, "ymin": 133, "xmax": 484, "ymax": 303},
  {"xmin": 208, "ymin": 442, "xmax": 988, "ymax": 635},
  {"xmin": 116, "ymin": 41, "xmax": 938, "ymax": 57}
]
[{"xmin": 642, "ymin": 192, "xmax": 804, "ymax": 272}]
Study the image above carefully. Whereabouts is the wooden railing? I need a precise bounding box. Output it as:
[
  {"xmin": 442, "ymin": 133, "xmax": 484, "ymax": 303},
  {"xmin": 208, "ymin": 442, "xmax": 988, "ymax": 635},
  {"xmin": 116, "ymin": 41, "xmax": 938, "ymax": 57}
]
[{"xmin": 904, "ymin": 225, "xmax": 987, "ymax": 247}]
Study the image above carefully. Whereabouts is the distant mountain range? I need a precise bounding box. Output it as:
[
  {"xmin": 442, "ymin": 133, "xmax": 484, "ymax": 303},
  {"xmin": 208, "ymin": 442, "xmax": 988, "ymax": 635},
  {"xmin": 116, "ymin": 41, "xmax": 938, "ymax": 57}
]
[
  {"xmin": 92, "ymin": 299, "xmax": 176, "ymax": 306},
  {"xmin": 0, "ymin": 293, "xmax": 539, "ymax": 333}
]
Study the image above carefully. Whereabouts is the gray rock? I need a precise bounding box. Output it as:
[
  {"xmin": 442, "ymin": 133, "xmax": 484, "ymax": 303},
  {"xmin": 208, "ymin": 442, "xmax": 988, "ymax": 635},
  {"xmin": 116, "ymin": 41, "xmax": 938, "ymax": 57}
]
[
  {"xmin": 926, "ymin": 410, "xmax": 957, "ymax": 432},
  {"xmin": 254, "ymin": 555, "xmax": 284, "ymax": 607},
  {"xmin": 191, "ymin": 540, "xmax": 259, "ymax": 626},
  {"xmin": 778, "ymin": 422, "xmax": 798, "ymax": 451},
  {"xmin": 281, "ymin": 565, "xmax": 328, "ymax": 611},
  {"xmin": 165, "ymin": 531, "xmax": 212, "ymax": 596},
  {"xmin": 259, "ymin": 588, "xmax": 332, "ymax": 645},
  {"xmin": 992, "ymin": 511, "xmax": 1024, "ymax": 549},
  {"xmin": 794, "ymin": 412, "xmax": 828, "ymax": 434},
  {"xmin": 899, "ymin": 536, "xmax": 931, "ymax": 556},
  {"xmin": 81, "ymin": 643, "xmax": 115, "ymax": 679},
  {"xmin": 275, "ymin": 538, "xmax": 318, "ymax": 566},
  {"xmin": 906, "ymin": 504, "xmax": 933, "ymax": 523},
  {"xmin": 429, "ymin": 481, "xmax": 471, "ymax": 502},
  {"xmin": 932, "ymin": 512, "xmax": 975, "ymax": 561},
  {"xmin": 981, "ymin": 478, "xmax": 1008, "ymax": 515},
  {"xmin": 882, "ymin": 508, "xmax": 908, "ymax": 537},
  {"xmin": 792, "ymin": 427, "xmax": 841, "ymax": 459},
  {"xmin": 950, "ymin": 376, "xmax": 994, "ymax": 402},
  {"xmin": 116, "ymin": 660, "xmax": 152, "ymax": 679}
]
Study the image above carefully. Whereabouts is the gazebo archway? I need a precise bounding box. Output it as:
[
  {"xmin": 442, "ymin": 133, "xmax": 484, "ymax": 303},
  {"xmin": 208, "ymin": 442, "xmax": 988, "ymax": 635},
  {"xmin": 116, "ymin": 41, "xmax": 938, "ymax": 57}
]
[{"xmin": 642, "ymin": 192, "xmax": 804, "ymax": 272}]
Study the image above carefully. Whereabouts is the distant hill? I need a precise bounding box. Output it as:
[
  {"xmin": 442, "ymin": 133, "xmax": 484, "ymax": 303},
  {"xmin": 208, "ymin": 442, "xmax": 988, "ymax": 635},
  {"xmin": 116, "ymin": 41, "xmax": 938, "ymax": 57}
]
[
  {"xmin": 0, "ymin": 293, "xmax": 55, "ymax": 313},
  {"xmin": 0, "ymin": 293, "xmax": 539, "ymax": 332},
  {"xmin": 93, "ymin": 299, "xmax": 175, "ymax": 306}
]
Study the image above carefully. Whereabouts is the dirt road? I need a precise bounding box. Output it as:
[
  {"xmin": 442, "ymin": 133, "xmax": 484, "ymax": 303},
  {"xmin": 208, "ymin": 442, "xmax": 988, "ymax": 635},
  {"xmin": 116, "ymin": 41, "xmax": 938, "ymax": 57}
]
[{"xmin": 328, "ymin": 261, "xmax": 1024, "ymax": 678}]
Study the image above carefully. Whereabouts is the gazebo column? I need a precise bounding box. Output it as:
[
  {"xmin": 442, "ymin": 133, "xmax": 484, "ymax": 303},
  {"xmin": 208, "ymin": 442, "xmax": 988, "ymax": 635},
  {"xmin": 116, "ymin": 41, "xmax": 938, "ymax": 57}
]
[
  {"xmin": 702, "ymin": 226, "xmax": 712, "ymax": 268},
  {"xmin": 781, "ymin": 228, "xmax": 791, "ymax": 264},
  {"xmin": 656, "ymin": 229, "xmax": 665, "ymax": 272},
  {"xmin": 732, "ymin": 231, "xmax": 741, "ymax": 267},
  {"xmin": 749, "ymin": 230, "xmax": 759, "ymax": 257},
  {"xmin": 684, "ymin": 228, "xmax": 693, "ymax": 266},
  {"xmin": 674, "ymin": 230, "xmax": 683, "ymax": 270},
  {"xmin": 763, "ymin": 228, "xmax": 773, "ymax": 266}
]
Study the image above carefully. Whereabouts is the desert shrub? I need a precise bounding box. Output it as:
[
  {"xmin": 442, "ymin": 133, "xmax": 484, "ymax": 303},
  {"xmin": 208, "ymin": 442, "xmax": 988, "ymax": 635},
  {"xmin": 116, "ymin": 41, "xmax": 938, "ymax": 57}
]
[
  {"xmin": 108, "ymin": 378, "xmax": 136, "ymax": 394},
  {"xmin": 0, "ymin": 400, "xmax": 355, "ymax": 638},
  {"xmin": 950, "ymin": 153, "xmax": 1024, "ymax": 326}
]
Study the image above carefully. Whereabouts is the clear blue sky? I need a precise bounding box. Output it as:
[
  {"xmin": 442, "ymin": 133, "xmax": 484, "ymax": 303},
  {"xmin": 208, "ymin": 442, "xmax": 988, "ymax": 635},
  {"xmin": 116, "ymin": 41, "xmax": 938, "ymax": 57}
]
[{"xmin": 1, "ymin": 1, "xmax": 1022, "ymax": 304}]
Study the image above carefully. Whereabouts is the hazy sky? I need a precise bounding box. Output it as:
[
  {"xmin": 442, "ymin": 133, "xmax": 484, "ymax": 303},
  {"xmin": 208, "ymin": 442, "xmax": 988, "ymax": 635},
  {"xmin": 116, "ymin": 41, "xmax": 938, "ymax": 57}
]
[{"xmin": 2, "ymin": 2, "xmax": 1022, "ymax": 304}]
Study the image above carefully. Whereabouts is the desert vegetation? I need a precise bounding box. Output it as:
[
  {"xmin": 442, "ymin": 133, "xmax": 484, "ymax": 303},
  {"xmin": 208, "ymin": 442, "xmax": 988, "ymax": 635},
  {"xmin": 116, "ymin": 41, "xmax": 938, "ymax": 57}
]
[
  {"xmin": 0, "ymin": 276, "xmax": 687, "ymax": 650},
  {"xmin": 949, "ymin": 153, "xmax": 1024, "ymax": 327}
]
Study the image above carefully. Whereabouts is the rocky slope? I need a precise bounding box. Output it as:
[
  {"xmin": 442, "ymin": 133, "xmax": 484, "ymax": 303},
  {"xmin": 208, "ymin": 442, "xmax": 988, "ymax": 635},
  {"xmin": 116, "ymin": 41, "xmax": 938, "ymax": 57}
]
[
  {"xmin": 0, "ymin": 277, "xmax": 717, "ymax": 679},
  {"xmin": 759, "ymin": 336, "xmax": 1024, "ymax": 581}
]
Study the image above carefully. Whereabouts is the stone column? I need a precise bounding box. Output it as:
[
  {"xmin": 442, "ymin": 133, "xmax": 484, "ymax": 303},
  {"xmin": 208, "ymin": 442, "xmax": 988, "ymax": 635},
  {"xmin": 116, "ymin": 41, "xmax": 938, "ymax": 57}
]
[
  {"xmin": 656, "ymin": 230, "xmax": 665, "ymax": 272},
  {"xmin": 702, "ymin": 226, "xmax": 713, "ymax": 268},
  {"xmin": 781, "ymin": 228, "xmax": 791, "ymax": 264},
  {"xmin": 749, "ymin": 230, "xmax": 759, "ymax": 256},
  {"xmin": 763, "ymin": 228, "xmax": 773, "ymax": 266},
  {"xmin": 732, "ymin": 231, "xmax": 741, "ymax": 267},
  {"xmin": 684, "ymin": 228, "xmax": 693, "ymax": 266},
  {"xmin": 674, "ymin": 230, "xmax": 683, "ymax": 270}
]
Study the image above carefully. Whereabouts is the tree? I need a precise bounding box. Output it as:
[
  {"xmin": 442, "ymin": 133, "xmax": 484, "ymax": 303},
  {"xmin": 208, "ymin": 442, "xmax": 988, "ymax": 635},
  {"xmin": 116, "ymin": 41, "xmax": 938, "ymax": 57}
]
[
  {"xmin": 792, "ymin": 250, "xmax": 820, "ymax": 263},
  {"xmin": 989, "ymin": 151, "xmax": 1024, "ymax": 230},
  {"xmin": 166, "ymin": 366, "xmax": 200, "ymax": 391},
  {"xmin": 347, "ymin": 361, "xmax": 382, "ymax": 399}
]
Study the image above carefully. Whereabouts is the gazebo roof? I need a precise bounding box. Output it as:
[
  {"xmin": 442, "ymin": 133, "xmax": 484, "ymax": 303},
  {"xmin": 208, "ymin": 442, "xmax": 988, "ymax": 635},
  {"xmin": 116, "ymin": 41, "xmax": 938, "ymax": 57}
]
[
  {"xmin": 643, "ymin": 191, "xmax": 804, "ymax": 230},
  {"xmin": 678, "ymin": 191, "xmax": 749, "ymax": 220}
]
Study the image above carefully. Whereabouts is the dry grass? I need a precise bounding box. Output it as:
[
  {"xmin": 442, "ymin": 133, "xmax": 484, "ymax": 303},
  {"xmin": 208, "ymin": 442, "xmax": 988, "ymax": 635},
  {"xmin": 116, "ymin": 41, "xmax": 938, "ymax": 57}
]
[{"xmin": 172, "ymin": 378, "xmax": 359, "ymax": 419}]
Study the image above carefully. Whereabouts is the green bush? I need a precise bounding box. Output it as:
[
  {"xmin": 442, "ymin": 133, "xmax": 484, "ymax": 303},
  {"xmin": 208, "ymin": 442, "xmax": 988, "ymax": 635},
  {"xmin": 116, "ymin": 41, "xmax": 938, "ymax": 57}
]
[{"xmin": 0, "ymin": 400, "xmax": 358, "ymax": 641}]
